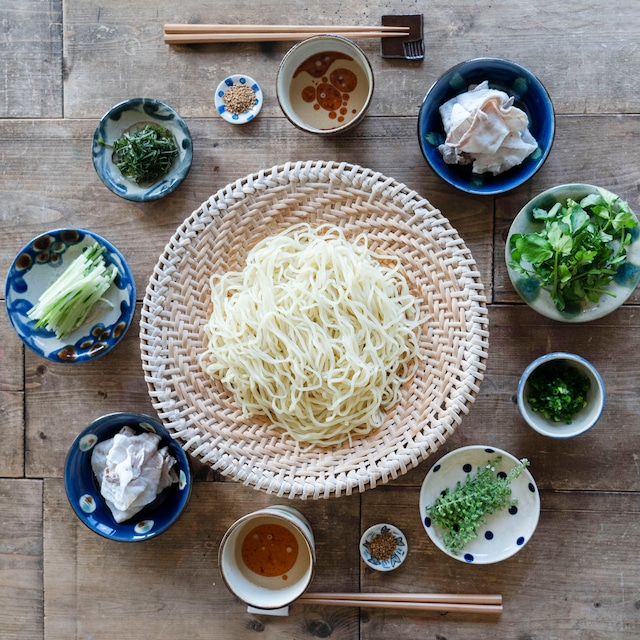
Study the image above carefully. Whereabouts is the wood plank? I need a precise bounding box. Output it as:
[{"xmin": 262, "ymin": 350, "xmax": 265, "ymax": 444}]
[
  {"xmin": 0, "ymin": 308, "xmax": 24, "ymax": 477},
  {"xmin": 0, "ymin": 117, "xmax": 492, "ymax": 298},
  {"xmin": 359, "ymin": 486, "xmax": 640, "ymax": 639},
  {"xmin": 0, "ymin": 0, "xmax": 62, "ymax": 117},
  {"xmin": 62, "ymin": 1, "xmax": 640, "ymax": 119},
  {"xmin": 44, "ymin": 479, "xmax": 360, "ymax": 639},
  {"xmin": 0, "ymin": 479, "xmax": 43, "ymax": 640}
]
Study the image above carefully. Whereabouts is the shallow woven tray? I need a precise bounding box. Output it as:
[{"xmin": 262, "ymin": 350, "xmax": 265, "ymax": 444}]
[{"xmin": 140, "ymin": 161, "xmax": 489, "ymax": 499}]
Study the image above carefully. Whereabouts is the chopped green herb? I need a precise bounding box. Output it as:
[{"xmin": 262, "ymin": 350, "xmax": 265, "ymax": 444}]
[
  {"xmin": 509, "ymin": 187, "xmax": 637, "ymax": 312},
  {"xmin": 27, "ymin": 242, "xmax": 118, "ymax": 339},
  {"xmin": 100, "ymin": 124, "xmax": 179, "ymax": 184},
  {"xmin": 527, "ymin": 361, "xmax": 590, "ymax": 423},
  {"xmin": 426, "ymin": 456, "xmax": 529, "ymax": 555}
]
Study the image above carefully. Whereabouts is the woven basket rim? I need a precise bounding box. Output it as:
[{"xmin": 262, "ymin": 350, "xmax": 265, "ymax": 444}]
[{"xmin": 140, "ymin": 160, "xmax": 489, "ymax": 498}]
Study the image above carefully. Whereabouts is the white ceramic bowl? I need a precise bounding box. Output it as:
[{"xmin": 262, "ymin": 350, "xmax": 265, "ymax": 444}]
[
  {"xmin": 517, "ymin": 352, "xmax": 606, "ymax": 438},
  {"xmin": 419, "ymin": 445, "xmax": 540, "ymax": 564},
  {"xmin": 218, "ymin": 505, "xmax": 315, "ymax": 611},
  {"xmin": 214, "ymin": 74, "xmax": 263, "ymax": 124},
  {"xmin": 276, "ymin": 35, "xmax": 374, "ymax": 135},
  {"xmin": 506, "ymin": 184, "xmax": 640, "ymax": 321},
  {"xmin": 359, "ymin": 523, "xmax": 408, "ymax": 572}
]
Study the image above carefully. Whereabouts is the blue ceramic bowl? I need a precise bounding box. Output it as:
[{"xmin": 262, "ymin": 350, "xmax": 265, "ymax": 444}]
[
  {"xmin": 65, "ymin": 412, "xmax": 191, "ymax": 542},
  {"xmin": 506, "ymin": 184, "xmax": 640, "ymax": 322},
  {"xmin": 215, "ymin": 74, "xmax": 263, "ymax": 124},
  {"xmin": 359, "ymin": 523, "xmax": 408, "ymax": 572},
  {"xmin": 4, "ymin": 228, "xmax": 136, "ymax": 363},
  {"xmin": 92, "ymin": 98, "xmax": 192, "ymax": 202},
  {"xmin": 418, "ymin": 58, "xmax": 555, "ymax": 195}
]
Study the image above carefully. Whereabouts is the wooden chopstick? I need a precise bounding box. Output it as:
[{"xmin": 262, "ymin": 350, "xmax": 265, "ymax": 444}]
[
  {"xmin": 164, "ymin": 24, "xmax": 410, "ymax": 34},
  {"xmin": 297, "ymin": 592, "xmax": 503, "ymax": 615},
  {"xmin": 163, "ymin": 23, "xmax": 409, "ymax": 44}
]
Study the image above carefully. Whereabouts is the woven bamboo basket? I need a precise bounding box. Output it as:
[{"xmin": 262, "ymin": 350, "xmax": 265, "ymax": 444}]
[{"xmin": 140, "ymin": 161, "xmax": 489, "ymax": 498}]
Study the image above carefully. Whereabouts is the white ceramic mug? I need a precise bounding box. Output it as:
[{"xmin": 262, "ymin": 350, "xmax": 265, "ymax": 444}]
[{"xmin": 218, "ymin": 505, "xmax": 315, "ymax": 610}]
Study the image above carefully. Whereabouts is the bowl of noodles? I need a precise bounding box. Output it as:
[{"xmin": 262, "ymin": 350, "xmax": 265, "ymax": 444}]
[{"xmin": 140, "ymin": 161, "xmax": 489, "ymax": 498}]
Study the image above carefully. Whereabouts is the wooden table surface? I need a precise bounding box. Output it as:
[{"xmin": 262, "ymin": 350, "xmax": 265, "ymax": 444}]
[{"xmin": 2, "ymin": 1, "xmax": 639, "ymax": 638}]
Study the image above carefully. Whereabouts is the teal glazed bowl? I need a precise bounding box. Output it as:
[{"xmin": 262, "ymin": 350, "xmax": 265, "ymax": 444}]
[
  {"xmin": 506, "ymin": 184, "xmax": 640, "ymax": 322},
  {"xmin": 92, "ymin": 98, "xmax": 192, "ymax": 202},
  {"xmin": 418, "ymin": 57, "xmax": 555, "ymax": 195}
]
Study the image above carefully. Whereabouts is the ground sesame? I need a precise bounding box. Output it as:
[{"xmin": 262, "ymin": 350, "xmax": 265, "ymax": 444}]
[
  {"xmin": 368, "ymin": 530, "xmax": 397, "ymax": 561},
  {"xmin": 223, "ymin": 84, "xmax": 256, "ymax": 115}
]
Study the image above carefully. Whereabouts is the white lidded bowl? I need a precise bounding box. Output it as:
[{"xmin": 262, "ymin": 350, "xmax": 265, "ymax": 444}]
[{"xmin": 517, "ymin": 352, "xmax": 606, "ymax": 438}]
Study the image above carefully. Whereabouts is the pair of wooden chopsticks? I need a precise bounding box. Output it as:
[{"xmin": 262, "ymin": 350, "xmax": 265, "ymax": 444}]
[
  {"xmin": 164, "ymin": 23, "xmax": 410, "ymax": 44},
  {"xmin": 298, "ymin": 592, "xmax": 503, "ymax": 615}
]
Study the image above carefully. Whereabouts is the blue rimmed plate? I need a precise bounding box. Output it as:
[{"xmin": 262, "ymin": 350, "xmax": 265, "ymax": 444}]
[
  {"xmin": 419, "ymin": 445, "xmax": 540, "ymax": 564},
  {"xmin": 92, "ymin": 98, "xmax": 192, "ymax": 201},
  {"xmin": 64, "ymin": 412, "xmax": 191, "ymax": 542},
  {"xmin": 418, "ymin": 57, "xmax": 555, "ymax": 195},
  {"xmin": 4, "ymin": 228, "xmax": 136, "ymax": 363},
  {"xmin": 215, "ymin": 74, "xmax": 263, "ymax": 124}
]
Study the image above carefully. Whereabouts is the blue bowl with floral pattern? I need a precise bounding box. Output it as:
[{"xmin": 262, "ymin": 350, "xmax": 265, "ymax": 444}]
[
  {"xmin": 64, "ymin": 412, "xmax": 191, "ymax": 542},
  {"xmin": 92, "ymin": 98, "xmax": 192, "ymax": 201},
  {"xmin": 4, "ymin": 228, "xmax": 135, "ymax": 363},
  {"xmin": 418, "ymin": 58, "xmax": 555, "ymax": 195},
  {"xmin": 359, "ymin": 523, "xmax": 408, "ymax": 571}
]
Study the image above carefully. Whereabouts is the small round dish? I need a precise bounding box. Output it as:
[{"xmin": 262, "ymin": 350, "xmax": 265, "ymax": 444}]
[
  {"xmin": 215, "ymin": 74, "xmax": 263, "ymax": 124},
  {"xmin": 517, "ymin": 352, "xmax": 606, "ymax": 438},
  {"xmin": 92, "ymin": 98, "xmax": 192, "ymax": 202},
  {"xmin": 359, "ymin": 523, "xmax": 408, "ymax": 571},
  {"xmin": 506, "ymin": 183, "xmax": 640, "ymax": 322},
  {"xmin": 419, "ymin": 446, "xmax": 540, "ymax": 564},
  {"xmin": 4, "ymin": 228, "xmax": 136, "ymax": 363},
  {"xmin": 418, "ymin": 57, "xmax": 555, "ymax": 195},
  {"xmin": 64, "ymin": 412, "xmax": 191, "ymax": 542}
]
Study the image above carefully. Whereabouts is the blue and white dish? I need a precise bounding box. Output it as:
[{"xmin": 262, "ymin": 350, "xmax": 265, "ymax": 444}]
[
  {"xmin": 64, "ymin": 412, "xmax": 191, "ymax": 542},
  {"xmin": 215, "ymin": 74, "xmax": 263, "ymax": 124},
  {"xmin": 418, "ymin": 57, "xmax": 555, "ymax": 195},
  {"xmin": 419, "ymin": 445, "xmax": 540, "ymax": 564},
  {"xmin": 506, "ymin": 183, "xmax": 640, "ymax": 322},
  {"xmin": 92, "ymin": 98, "xmax": 192, "ymax": 201},
  {"xmin": 4, "ymin": 228, "xmax": 136, "ymax": 363},
  {"xmin": 359, "ymin": 523, "xmax": 408, "ymax": 571}
]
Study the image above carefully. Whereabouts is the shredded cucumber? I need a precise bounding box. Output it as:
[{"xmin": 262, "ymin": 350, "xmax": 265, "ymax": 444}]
[{"xmin": 27, "ymin": 242, "xmax": 118, "ymax": 339}]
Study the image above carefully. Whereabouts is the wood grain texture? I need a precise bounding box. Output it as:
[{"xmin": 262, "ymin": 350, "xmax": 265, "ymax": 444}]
[
  {"xmin": 62, "ymin": 1, "xmax": 640, "ymax": 118},
  {"xmin": 0, "ymin": 480, "xmax": 43, "ymax": 640},
  {"xmin": 0, "ymin": 0, "xmax": 62, "ymax": 117},
  {"xmin": 0, "ymin": 310, "xmax": 24, "ymax": 477}
]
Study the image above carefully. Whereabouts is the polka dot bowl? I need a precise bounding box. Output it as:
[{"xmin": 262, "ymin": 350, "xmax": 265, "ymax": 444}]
[
  {"xmin": 419, "ymin": 445, "xmax": 540, "ymax": 564},
  {"xmin": 215, "ymin": 74, "xmax": 263, "ymax": 124},
  {"xmin": 359, "ymin": 523, "xmax": 408, "ymax": 572},
  {"xmin": 64, "ymin": 412, "xmax": 192, "ymax": 542}
]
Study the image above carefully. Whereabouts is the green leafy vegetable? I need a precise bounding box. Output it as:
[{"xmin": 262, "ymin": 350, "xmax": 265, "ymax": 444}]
[
  {"xmin": 509, "ymin": 187, "xmax": 637, "ymax": 312},
  {"xmin": 100, "ymin": 124, "xmax": 179, "ymax": 184},
  {"xmin": 526, "ymin": 361, "xmax": 590, "ymax": 423},
  {"xmin": 426, "ymin": 457, "xmax": 530, "ymax": 555},
  {"xmin": 27, "ymin": 243, "xmax": 118, "ymax": 339}
]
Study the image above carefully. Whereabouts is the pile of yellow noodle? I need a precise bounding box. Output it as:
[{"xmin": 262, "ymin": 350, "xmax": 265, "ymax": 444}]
[{"xmin": 200, "ymin": 223, "xmax": 423, "ymax": 447}]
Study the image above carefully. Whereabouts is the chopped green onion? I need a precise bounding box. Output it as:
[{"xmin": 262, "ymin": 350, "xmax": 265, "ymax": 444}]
[{"xmin": 27, "ymin": 242, "xmax": 118, "ymax": 339}]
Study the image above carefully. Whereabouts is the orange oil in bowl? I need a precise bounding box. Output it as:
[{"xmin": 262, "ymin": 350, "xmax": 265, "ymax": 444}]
[{"xmin": 241, "ymin": 523, "xmax": 299, "ymax": 579}]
